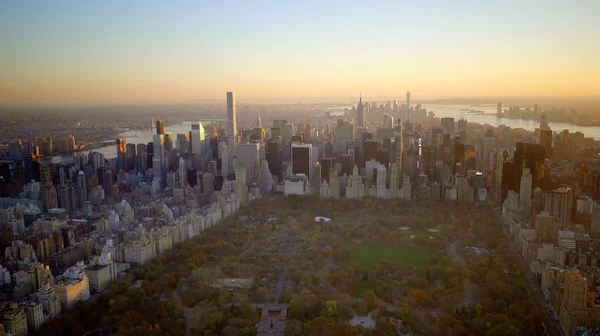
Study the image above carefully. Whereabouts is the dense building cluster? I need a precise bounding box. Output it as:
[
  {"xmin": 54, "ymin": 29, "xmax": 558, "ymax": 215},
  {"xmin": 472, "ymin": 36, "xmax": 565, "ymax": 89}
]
[{"xmin": 0, "ymin": 92, "xmax": 599, "ymax": 335}]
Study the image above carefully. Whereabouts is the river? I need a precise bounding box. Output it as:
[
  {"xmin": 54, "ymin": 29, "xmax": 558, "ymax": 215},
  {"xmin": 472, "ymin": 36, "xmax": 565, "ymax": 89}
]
[{"xmin": 42, "ymin": 105, "xmax": 600, "ymax": 164}]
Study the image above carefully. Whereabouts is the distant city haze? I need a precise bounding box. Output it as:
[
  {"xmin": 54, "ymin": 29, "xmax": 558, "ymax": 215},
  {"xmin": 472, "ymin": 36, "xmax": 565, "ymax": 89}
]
[{"xmin": 1, "ymin": 1, "xmax": 599, "ymax": 105}]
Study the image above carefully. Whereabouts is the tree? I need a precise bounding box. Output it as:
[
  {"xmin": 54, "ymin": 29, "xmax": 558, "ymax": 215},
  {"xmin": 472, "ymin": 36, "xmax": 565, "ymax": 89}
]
[{"xmin": 325, "ymin": 300, "xmax": 338, "ymax": 317}]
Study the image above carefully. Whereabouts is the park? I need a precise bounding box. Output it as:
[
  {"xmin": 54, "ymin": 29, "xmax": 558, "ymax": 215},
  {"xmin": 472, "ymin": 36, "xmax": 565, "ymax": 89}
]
[{"xmin": 34, "ymin": 196, "xmax": 544, "ymax": 336}]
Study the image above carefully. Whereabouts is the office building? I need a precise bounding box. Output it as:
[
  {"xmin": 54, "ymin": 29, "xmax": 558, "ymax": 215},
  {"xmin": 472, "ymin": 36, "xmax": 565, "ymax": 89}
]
[
  {"xmin": 482, "ymin": 129, "xmax": 496, "ymax": 173},
  {"xmin": 9, "ymin": 140, "xmax": 23, "ymax": 161},
  {"xmin": 519, "ymin": 168, "xmax": 532, "ymax": 211},
  {"xmin": 190, "ymin": 122, "xmax": 205, "ymax": 158},
  {"xmin": 356, "ymin": 95, "xmax": 365, "ymax": 127},
  {"xmin": 136, "ymin": 144, "xmax": 147, "ymax": 173},
  {"xmin": 441, "ymin": 118, "xmax": 455, "ymax": 134},
  {"xmin": 539, "ymin": 129, "xmax": 553, "ymax": 159},
  {"xmin": 291, "ymin": 143, "xmax": 312, "ymax": 177},
  {"xmin": 265, "ymin": 139, "xmax": 281, "ymax": 181},
  {"xmin": 514, "ymin": 142, "xmax": 545, "ymax": 192},
  {"xmin": 40, "ymin": 165, "xmax": 57, "ymax": 212},
  {"xmin": 334, "ymin": 120, "xmax": 354, "ymax": 154},
  {"xmin": 236, "ymin": 143, "xmax": 261, "ymax": 185},
  {"xmin": 125, "ymin": 143, "xmax": 136, "ymax": 172},
  {"xmin": 178, "ymin": 157, "xmax": 187, "ymax": 187},
  {"xmin": 176, "ymin": 133, "xmax": 189, "ymax": 153}
]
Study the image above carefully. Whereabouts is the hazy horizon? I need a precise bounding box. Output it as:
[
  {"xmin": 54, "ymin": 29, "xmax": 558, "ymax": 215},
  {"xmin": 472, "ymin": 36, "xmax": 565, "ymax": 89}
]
[{"xmin": 1, "ymin": 1, "xmax": 599, "ymax": 105}]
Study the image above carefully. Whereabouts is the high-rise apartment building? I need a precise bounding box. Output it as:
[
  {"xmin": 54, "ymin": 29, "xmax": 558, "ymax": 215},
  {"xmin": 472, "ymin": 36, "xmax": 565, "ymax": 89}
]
[
  {"xmin": 217, "ymin": 142, "xmax": 228, "ymax": 177},
  {"xmin": 227, "ymin": 92, "xmax": 238, "ymax": 173},
  {"xmin": 152, "ymin": 134, "xmax": 164, "ymax": 185},
  {"xmin": 542, "ymin": 186, "xmax": 573, "ymax": 228}
]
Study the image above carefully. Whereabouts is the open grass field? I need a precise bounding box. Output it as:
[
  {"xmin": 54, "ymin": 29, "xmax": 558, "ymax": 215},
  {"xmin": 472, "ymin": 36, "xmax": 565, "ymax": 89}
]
[{"xmin": 347, "ymin": 242, "xmax": 431, "ymax": 270}]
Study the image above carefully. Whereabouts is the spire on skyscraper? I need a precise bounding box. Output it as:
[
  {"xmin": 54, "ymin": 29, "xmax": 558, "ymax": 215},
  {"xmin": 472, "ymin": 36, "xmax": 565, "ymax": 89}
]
[{"xmin": 257, "ymin": 112, "xmax": 262, "ymax": 128}]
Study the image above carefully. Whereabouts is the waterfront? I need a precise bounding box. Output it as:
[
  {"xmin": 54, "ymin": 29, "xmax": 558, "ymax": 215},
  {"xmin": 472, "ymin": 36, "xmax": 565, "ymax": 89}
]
[
  {"xmin": 40, "ymin": 121, "xmax": 196, "ymax": 164},
  {"xmin": 43, "ymin": 104, "xmax": 600, "ymax": 165},
  {"xmin": 421, "ymin": 104, "xmax": 600, "ymax": 138}
]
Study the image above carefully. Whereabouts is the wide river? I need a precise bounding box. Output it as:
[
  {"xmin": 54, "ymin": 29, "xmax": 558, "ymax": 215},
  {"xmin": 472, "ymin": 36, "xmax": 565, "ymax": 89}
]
[{"xmin": 43, "ymin": 104, "xmax": 600, "ymax": 164}]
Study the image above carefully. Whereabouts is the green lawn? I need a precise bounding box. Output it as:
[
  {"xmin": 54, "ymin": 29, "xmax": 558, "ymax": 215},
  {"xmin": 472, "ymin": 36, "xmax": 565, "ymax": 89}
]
[{"xmin": 347, "ymin": 242, "xmax": 431, "ymax": 269}]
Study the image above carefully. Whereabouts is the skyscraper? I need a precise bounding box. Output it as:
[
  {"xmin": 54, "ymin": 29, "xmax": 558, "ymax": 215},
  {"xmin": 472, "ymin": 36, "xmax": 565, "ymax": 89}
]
[
  {"xmin": 164, "ymin": 132, "xmax": 173, "ymax": 152},
  {"xmin": 514, "ymin": 142, "xmax": 545, "ymax": 192},
  {"xmin": 291, "ymin": 143, "xmax": 312, "ymax": 177},
  {"xmin": 356, "ymin": 95, "xmax": 365, "ymax": 127},
  {"xmin": 497, "ymin": 102, "xmax": 502, "ymax": 116},
  {"xmin": 190, "ymin": 122, "xmax": 205, "ymax": 157},
  {"xmin": 482, "ymin": 129, "xmax": 496, "ymax": 173},
  {"xmin": 227, "ymin": 92, "xmax": 238, "ymax": 173},
  {"xmin": 539, "ymin": 129, "xmax": 553, "ymax": 158},
  {"xmin": 116, "ymin": 137, "xmax": 126, "ymax": 172},
  {"xmin": 126, "ymin": 143, "xmax": 136, "ymax": 172},
  {"xmin": 540, "ymin": 114, "xmax": 549, "ymax": 130},
  {"xmin": 406, "ymin": 92, "xmax": 411, "ymax": 123},
  {"xmin": 236, "ymin": 143, "xmax": 260, "ymax": 185},
  {"xmin": 153, "ymin": 134, "xmax": 165, "ymax": 185},
  {"xmin": 40, "ymin": 165, "xmax": 57, "ymax": 212},
  {"xmin": 76, "ymin": 171, "xmax": 87, "ymax": 209},
  {"xmin": 156, "ymin": 120, "xmax": 164, "ymax": 135},
  {"xmin": 519, "ymin": 168, "xmax": 532, "ymax": 211},
  {"xmin": 178, "ymin": 157, "xmax": 187, "ymax": 187},
  {"xmin": 217, "ymin": 141, "xmax": 228, "ymax": 177}
]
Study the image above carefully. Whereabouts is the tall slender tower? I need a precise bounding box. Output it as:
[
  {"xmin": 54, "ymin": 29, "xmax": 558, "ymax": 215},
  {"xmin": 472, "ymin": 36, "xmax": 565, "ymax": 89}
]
[
  {"xmin": 77, "ymin": 171, "xmax": 87, "ymax": 209},
  {"xmin": 178, "ymin": 157, "xmax": 187, "ymax": 187},
  {"xmin": 227, "ymin": 92, "xmax": 238, "ymax": 173},
  {"xmin": 356, "ymin": 94, "xmax": 365, "ymax": 127},
  {"xmin": 156, "ymin": 120, "xmax": 164, "ymax": 135},
  {"xmin": 406, "ymin": 91, "xmax": 411, "ymax": 124},
  {"xmin": 116, "ymin": 137, "xmax": 126, "ymax": 172}
]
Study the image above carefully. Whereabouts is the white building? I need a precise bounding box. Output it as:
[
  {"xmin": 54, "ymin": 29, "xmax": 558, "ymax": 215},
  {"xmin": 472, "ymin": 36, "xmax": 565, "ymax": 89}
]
[
  {"xmin": 85, "ymin": 250, "xmax": 117, "ymax": 293},
  {"xmin": 285, "ymin": 175, "xmax": 306, "ymax": 195}
]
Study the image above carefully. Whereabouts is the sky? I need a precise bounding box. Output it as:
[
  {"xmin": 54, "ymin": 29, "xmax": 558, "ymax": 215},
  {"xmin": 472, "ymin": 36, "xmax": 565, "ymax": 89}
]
[{"xmin": 0, "ymin": 1, "xmax": 599, "ymax": 105}]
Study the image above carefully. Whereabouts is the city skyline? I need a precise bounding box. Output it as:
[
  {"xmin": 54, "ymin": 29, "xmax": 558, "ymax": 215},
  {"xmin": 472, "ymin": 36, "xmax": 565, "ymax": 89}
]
[{"xmin": 1, "ymin": 1, "xmax": 599, "ymax": 105}]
